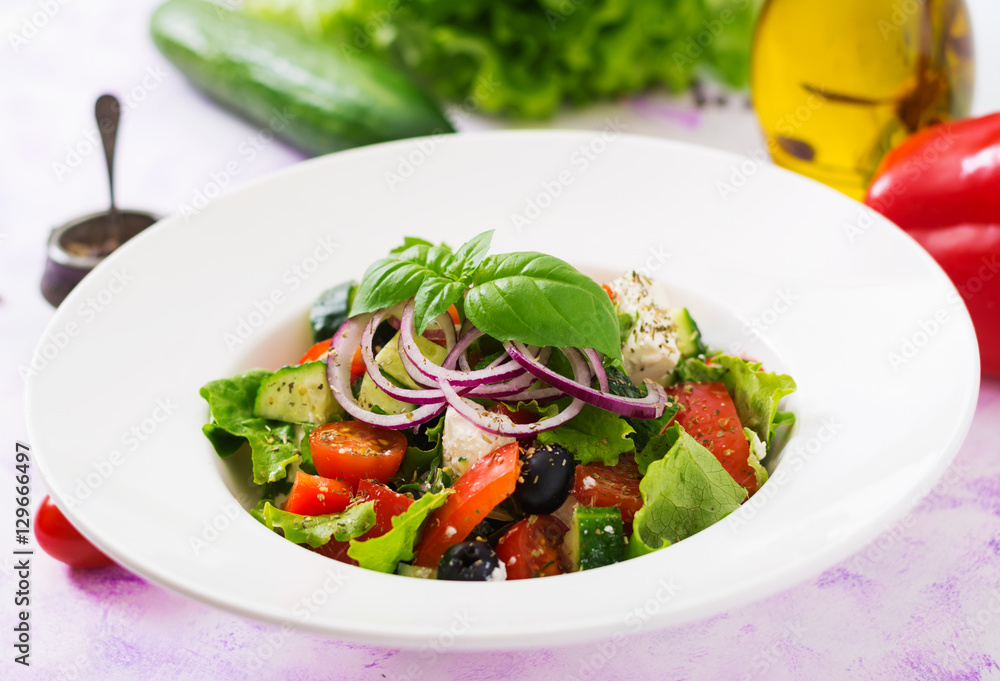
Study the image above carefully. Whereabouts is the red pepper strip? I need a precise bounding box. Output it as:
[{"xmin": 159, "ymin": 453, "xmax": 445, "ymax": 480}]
[{"xmin": 864, "ymin": 113, "xmax": 1000, "ymax": 376}]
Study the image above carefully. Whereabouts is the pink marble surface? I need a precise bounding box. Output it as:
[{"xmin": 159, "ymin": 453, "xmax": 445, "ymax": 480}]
[{"xmin": 3, "ymin": 1, "xmax": 1000, "ymax": 679}]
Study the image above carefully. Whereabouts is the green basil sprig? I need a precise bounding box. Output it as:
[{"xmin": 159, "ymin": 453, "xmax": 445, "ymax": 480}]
[{"xmin": 349, "ymin": 231, "xmax": 622, "ymax": 361}]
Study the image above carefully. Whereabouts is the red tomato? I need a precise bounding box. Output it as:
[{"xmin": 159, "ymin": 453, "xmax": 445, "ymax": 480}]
[
  {"xmin": 489, "ymin": 402, "xmax": 539, "ymax": 425},
  {"xmin": 601, "ymin": 284, "xmax": 615, "ymax": 300},
  {"xmin": 666, "ymin": 381, "xmax": 756, "ymax": 494},
  {"xmin": 310, "ymin": 421, "xmax": 407, "ymax": 487},
  {"xmin": 496, "ymin": 515, "xmax": 570, "ymax": 579},
  {"xmin": 357, "ymin": 479, "xmax": 414, "ymax": 536},
  {"xmin": 35, "ymin": 496, "xmax": 113, "ymax": 568},
  {"xmin": 572, "ymin": 455, "xmax": 643, "ymax": 522},
  {"xmin": 299, "ymin": 339, "xmax": 332, "ymax": 364},
  {"xmin": 312, "ymin": 480, "xmax": 414, "ymax": 565},
  {"xmin": 283, "ymin": 471, "xmax": 352, "ymax": 516},
  {"xmin": 300, "ymin": 340, "xmax": 365, "ymax": 382},
  {"xmin": 414, "ymin": 443, "xmax": 521, "ymax": 568}
]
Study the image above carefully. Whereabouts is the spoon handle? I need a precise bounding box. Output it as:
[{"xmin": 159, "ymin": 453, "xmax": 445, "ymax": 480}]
[{"xmin": 95, "ymin": 94, "xmax": 121, "ymax": 243}]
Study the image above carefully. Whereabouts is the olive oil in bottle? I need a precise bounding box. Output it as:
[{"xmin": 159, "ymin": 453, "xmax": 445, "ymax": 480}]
[{"xmin": 751, "ymin": 0, "xmax": 974, "ymax": 199}]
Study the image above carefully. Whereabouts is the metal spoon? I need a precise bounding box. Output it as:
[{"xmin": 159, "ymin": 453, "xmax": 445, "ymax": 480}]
[{"xmin": 95, "ymin": 94, "xmax": 121, "ymax": 253}]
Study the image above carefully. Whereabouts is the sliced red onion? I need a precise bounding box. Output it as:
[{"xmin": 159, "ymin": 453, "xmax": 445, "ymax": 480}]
[
  {"xmin": 400, "ymin": 301, "xmax": 526, "ymax": 387},
  {"xmin": 503, "ymin": 342, "xmax": 671, "ymax": 419},
  {"xmin": 327, "ymin": 314, "xmax": 445, "ymax": 429},
  {"xmin": 493, "ymin": 386, "xmax": 566, "ymax": 403},
  {"xmin": 439, "ymin": 347, "xmax": 591, "ymax": 437},
  {"xmin": 583, "ymin": 348, "xmax": 608, "ymax": 393},
  {"xmin": 361, "ymin": 310, "xmax": 446, "ymax": 405}
]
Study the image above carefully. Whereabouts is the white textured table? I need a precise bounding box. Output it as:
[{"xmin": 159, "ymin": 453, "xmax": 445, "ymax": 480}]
[{"xmin": 3, "ymin": 1, "xmax": 1000, "ymax": 679}]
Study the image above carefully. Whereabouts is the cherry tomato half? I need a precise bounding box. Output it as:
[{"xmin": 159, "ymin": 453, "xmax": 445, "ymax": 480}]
[
  {"xmin": 666, "ymin": 381, "xmax": 756, "ymax": 494},
  {"xmin": 309, "ymin": 421, "xmax": 407, "ymax": 487},
  {"xmin": 414, "ymin": 442, "xmax": 521, "ymax": 568},
  {"xmin": 312, "ymin": 480, "xmax": 414, "ymax": 564},
  {"xmin": 35, "ymin": 496, "xmax": 113, "ymax": 568},
  {"xmin": 283, "ymin": 471, "xmax": 352, "ymax": 516},
  {"xmin": 496, "ymin": 515, "xmax": 570, "ymax": 579},
  {"xmin": 572, "ymin": 455, "xmax": 643, "ymax": 522}
]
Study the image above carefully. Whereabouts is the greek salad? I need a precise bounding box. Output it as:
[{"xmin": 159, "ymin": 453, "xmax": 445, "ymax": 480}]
[{"xmin": 200, "ymin": 232, "xmax": 797, "ymax": 580}]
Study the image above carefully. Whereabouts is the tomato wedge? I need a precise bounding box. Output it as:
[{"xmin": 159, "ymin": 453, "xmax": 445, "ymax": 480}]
[
  {"xmin": 496, "ymin": 515, "xmax": 570, "ymax": 579},
  {"xmin": 299, "ymin": 338, "xmax": 332, "ymax": 364},
  {"xmin": 283, "ymin": 471, "xmax": 352, "ymax": 516},
  {"xmin": 666, "ymin": 381, "xmax": 756, "ymax": 494},
  {"xmin": 35, "ymin": 496, "xmax": 113, "ymax": 568},
  {"xmin": 414, "ymin": 442, "xmax": 521, "ymax": 568},
  {"xmin": 572, "ymin": 455, "xmax": 643, "ymax": 522},
  {"xmin": 309, "ymin": 421, "xmax": 407, "ymax": 487},
  {"xmin": 312, "ymin": 480, "xmax": 414, "ymax": 564}
]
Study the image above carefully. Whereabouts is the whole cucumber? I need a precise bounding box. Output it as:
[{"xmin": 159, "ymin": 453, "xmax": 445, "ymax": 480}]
[{"xmin": 150, "ymin": 0, "xmax": 454, "ymax": 155}]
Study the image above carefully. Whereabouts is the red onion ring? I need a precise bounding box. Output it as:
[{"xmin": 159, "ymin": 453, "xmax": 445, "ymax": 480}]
[
  {"xmin": 439, "ymin": 347, "xmax": 591, "ymax": 437},
  {"xmin": 400, "ymin": 301, "xmax": 526, "ymax": 387},
  {"xmin": 327, "ymin": 314, "xmax": 445, "ymax": 429},
  {"xmin": 503, "ymin": 342, "xmax": 670, "ymax": 419}
]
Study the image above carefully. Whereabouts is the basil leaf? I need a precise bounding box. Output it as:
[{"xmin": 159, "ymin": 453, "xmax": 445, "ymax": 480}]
[
  {"xmin": 449, "ymin": 229, "xmax": 494, "ymax": 277},
  {"xmin": 350, "ymin": 245, "xmax": 458, "ymax": 317},
  {"xmin": 465, "ymin": 253, "xmax": 622, "ymax": 361},
  {"xmin": 414, "ymin": 277, "xmax": 466, "ymax": 335},
  {"xmin": 390, "ymin": 236, "xmax": 439, "ymax": 255}
]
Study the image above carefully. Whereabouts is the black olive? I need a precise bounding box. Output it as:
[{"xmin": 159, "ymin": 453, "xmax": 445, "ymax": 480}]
[
  {"xmin": 465, "ymin": 517, "xmax": 516, "ymax": 543},
  {"xmin": 437, "ymin": 541, "xmax": 503, "ymax": 581},
  {"xmin": 514, "ymin": 443, "xmax": 576, "ymax": 515}
]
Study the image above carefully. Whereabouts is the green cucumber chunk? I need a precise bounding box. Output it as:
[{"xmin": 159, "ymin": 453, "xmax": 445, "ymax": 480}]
[
  {"xmin": 150, "ymin": 0, "xmax": 454, "ymax": 156},
  {"xmin": 310, "ymin": 281, "xmax": 355, "ymax": 343},
  {"xmin": 253, "ymin": 361, "xmax": 342, "ymax": 424},
  {"xmin": 670, "ymin": 307, "xmax": 707, "ymax": 358},
  {"xmin": 564, "ymin": 506, "xmax": 625, "ymax": 571},
  {"xmin": 357, "ymin": 332, "xmax": 448, "ymax": 414}
]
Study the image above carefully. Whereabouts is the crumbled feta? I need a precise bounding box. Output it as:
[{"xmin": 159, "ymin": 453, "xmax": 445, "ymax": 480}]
[
  {"xmin": 604, "ymin": 525, "xmax": 615, "ymax": 534},
  {"xmin": 444, "ymin": 526, "xmax": 457, "ymax": 539},
  {"xmin": 442, "ymin": 406, "xmax": 516, "ymax": 478},
  {"xmin": 607, "ymin": 271, "xmax": 681, "ymax": 385},
  {"xmin": 485, "ymin": 561, "xmax": 507, "ymax": 582},
  {"xmin": 582, "ymin": 475, "xmax": 597, "ymax": 490},
  {"xmin": 748, "ymin": 429, "xmax": 768, "ymax": 462}
]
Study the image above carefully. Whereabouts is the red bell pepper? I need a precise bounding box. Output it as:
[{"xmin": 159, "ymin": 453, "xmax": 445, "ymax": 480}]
[{"xmin": 865, "ymin": 112, "xmax": 1000, "ymax": 376}]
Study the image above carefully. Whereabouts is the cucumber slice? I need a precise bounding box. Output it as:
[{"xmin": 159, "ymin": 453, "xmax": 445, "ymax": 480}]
[
  {"xmin": 310, "ymin": 281, "xmax": 355, "ymax": 343},
  {"xmin": 564, "ymin": 506, "xmax": 625, "ymax": 571},
  {"xmin": 397, "ymin": 563, "xmax": 436, "ymax": 579},
  {"xmin": 670, "ymin": 307, "xmax": 707, "ymax": 358},
  {"xmin": 253, "ymin": 361, "xmax": 342, "ymax": 424}
]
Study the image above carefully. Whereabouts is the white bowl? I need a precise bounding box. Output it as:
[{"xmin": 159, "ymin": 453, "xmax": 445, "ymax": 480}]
[{"xmin": 24, "ymin": 131, "xmax": 979, "ymax": 649}]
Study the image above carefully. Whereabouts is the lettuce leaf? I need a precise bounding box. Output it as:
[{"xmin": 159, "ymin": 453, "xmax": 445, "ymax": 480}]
[
  {"xmin": 604, "ymin": 364, "xmax": 680, "ymax": 451},
  {"xmin": 200, "ymin": 371, "xmax": 301, "ymax": 484},
  {"xmin": 348, "ymin": 490, "xmax": 451, "ymax": 573},
  {"xmin": 537, "ymin": 404, "xmax": 636, "ymax": 466},
  {"xmin": 675, "ymin": 356, "xmax": 796, "ymax": 445},
  {"xmin": 253, "ymin": 501, "xmax": 376, "ymax": 548},
  {"xmin": 244, "ymin": 0, "xmax": 759, "ymax": 119},
  {"xmin": 632, "ymin": 426, "xmax": 747, "ymax": 547}
]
